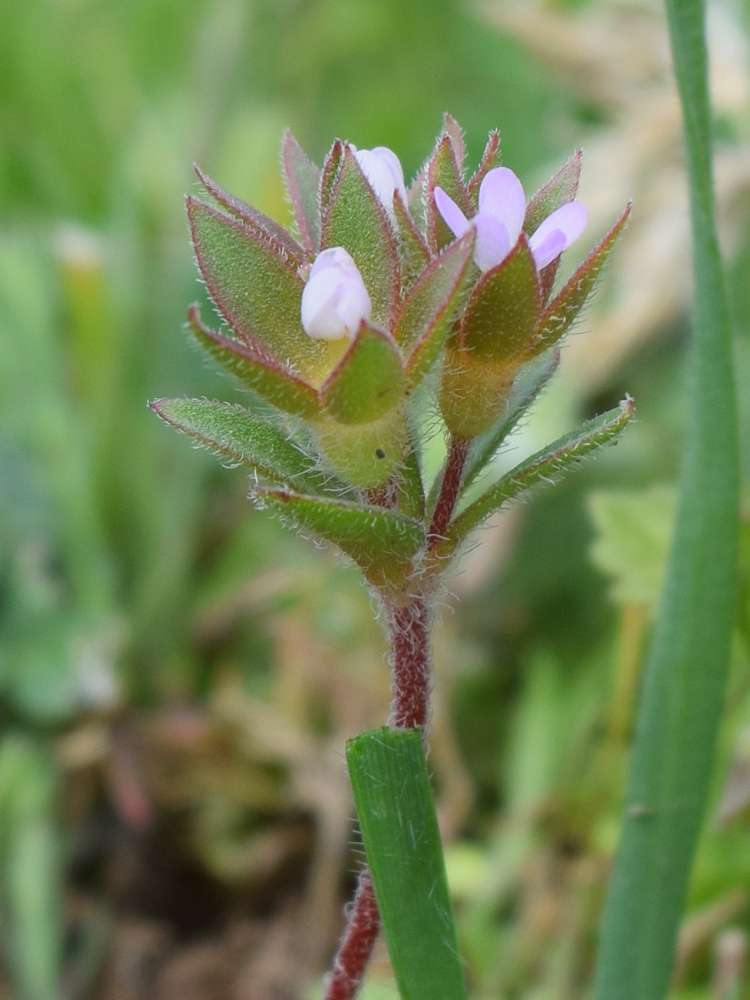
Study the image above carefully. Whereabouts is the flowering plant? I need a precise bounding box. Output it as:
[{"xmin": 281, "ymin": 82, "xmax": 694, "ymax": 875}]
[{"xmin": 151, "ymin": 115, "xmax": 632, "ymax": 997}]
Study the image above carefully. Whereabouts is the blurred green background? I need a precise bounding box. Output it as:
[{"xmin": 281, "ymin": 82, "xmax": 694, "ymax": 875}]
[{"xmin": 2, "ymin": 0, "xmax": 750, "ymax": 997}]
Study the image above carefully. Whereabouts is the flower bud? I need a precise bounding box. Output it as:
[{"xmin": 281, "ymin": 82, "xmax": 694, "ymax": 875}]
[
  {"xmin": 352, "ymin": 145, "xmax": 407, "ymax": 218},
  {"xmin": 301, "ymin": 247, "xmax": 372, "ymax": 341}
]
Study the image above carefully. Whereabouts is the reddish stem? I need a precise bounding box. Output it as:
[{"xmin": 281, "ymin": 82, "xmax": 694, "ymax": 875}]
[
  {"xmin": 324, "ymin": 872, "xmax": 380, "ymax": 1000},
  {"xmin": 428, "ymin": 437, "xmax": 469, "ymax": 547},
  {"xmin": 323, "ymin": 443, "xmax": 465, "ymax": 996},
  {"xmin": 389, "ymin": 595, "xmax": 432, "ymax": 729}
]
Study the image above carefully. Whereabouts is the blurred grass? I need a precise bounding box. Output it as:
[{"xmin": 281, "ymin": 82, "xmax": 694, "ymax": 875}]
[{"xmin": 1, "ymin": 0, "xmax": 750, "ymax": 998}]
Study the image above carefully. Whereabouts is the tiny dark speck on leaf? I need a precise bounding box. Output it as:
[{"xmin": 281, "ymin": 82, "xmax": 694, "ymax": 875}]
[{"xmin": 376, "ymin": 448, "xmax": 386, "ymax": 459}]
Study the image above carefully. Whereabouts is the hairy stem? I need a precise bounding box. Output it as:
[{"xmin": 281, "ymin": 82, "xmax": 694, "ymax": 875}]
[
  {"xmin": 324, "ymin": 872, "xmax": 380, "ymax": 1000},
  {"xmin": 324, "ymin": 447, "xmax": 451, "ymax": 996},
  {"xmin": 323, "ymin": 589, "xmax": 434, "ymax": 995},
  {"xmin": 428, "ymin": 437, "xmax": 469, "ymax": 547},
  {"xmin": 389, "ymin": 595, "xmax": 432, "ymax": 729}
]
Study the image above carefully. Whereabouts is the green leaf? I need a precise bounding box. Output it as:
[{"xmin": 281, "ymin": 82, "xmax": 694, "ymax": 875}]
[
  {"xmin": 435, "ymin": 398, "xmax": 635, "ymax": 558},
  {"xmin": 523, "ymin": 151, "xmax": 582, "ymax": 236},
  {"xmin": 347, "ymin": 728, "xmax": 466, "ymax": 1000},
  {"xmin": 467, "ymin": 130, "xmax": 501, "ymax": 204},
  {"xmin": 187, "ymin": 306, "xmax": 322, "ymax": 419},
  {"xmin": 426, "ymin": 135, "xmax": 472, "ymax": 253},
  {"xmin": 441, "ymin": 112, "xmax": 466, "ymax": 172},
  {"xmin": 588, "ymin": 487, "xmax": 675, "ymax": 608},
  {"xmin": 460, "ymin": 348, "xmax": 560, "ymax": 493},
  {"xmin": 593, "ymin": 1, "xmax": 739, "ymax": 996},
  {"xmin": 461, "ymin": 237, "xmax": 540, "ymax": 361},
  {"xmin": 254, "ymin": 488, "xmax": 423, "ymax": 590},
  {"xmin": 149, "ymin": 398, "xmax": 336, "ymax": 494},
  {"xmin": 394, "ymin": 192, "xmax": 430, "ymax": 289},
  {"xmin": 396, "ymin": 230, "xmax": 475, "ymax": 388},
  {"xmin": 321, "ymin": 322, "xmax": 404, "ymax": 425},
  {"xmin": 396, "ymin": 443, "xmax": 425, "ymax": 521},
  {"xmin": 522, "ymin": 151, "xmax": 584, "ymax": 301},
  {"xmin": 321, "ymin": 146, "xmax": 399, "ymax": 326},
  {"xmin": 282, "ymin": 130, "xmax": 321, "ymax": 255},
  {"xmin": 194, "ymin": 165, "xmax": 306, "ymax": 264},
  {"xmin": 313, "ymin": 407, "xmax": 410, "ymax": 489},
  {"xmin": 407, "ymin": 165, "xmax": 428, "ymax": 233},
  {"xmin": 319, "ymin": 139, "xmax": 344, "ymax": 216},
  {"xmin": 187, "ymin": 198, "xmax": 325, "ymax": 377},
  {"xmin": 529, "ymin": 204, "xmax": 631, "ymax": 358}
]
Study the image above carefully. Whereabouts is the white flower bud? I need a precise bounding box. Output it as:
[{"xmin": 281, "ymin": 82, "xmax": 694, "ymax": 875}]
[
  {"xmin": 301, "ymin": 247, "xmax": 372, "ymax": 341},
  {"xmin": 352, "ymin": 145, "xmax": 407, "ymax": 219}
]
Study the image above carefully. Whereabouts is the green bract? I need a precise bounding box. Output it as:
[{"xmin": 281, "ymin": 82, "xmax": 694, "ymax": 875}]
[{"xmin": 152, "ymin": 116, "xmax": 633, "ymax": 589}]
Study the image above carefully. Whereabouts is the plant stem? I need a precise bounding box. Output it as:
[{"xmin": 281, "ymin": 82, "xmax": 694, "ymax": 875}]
[
  {"xmin": 324, "ymin": 872, "xmax": 380, "ymax": 1000},
  {"xmin": 324, "ymin": 438, "xmax": 467, "ymax": 996},
  {"xmin": 389, "ymin": 596, "xmax": 432, "ymax": 729},
  {"xmin": 428, "ymin": 437, "xmax": 469, "ymax": 547}
]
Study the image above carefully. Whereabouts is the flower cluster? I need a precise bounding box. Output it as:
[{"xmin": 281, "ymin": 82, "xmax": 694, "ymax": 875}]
[{"xmin": 152, "ymin": 116, "xmax": 631, "ymax": 592}]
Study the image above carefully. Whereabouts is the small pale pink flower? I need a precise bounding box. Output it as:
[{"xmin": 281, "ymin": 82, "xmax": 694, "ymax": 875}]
[
  {"xmin": 435, "ymin": 166, "xmax": 587, "ymax": 273},
  {"xmin": 351, "ymin": 145, "xmax": 407, "ymax": 219},
  {"xmin": 301, "ymin": 247, "xmax": 372, "ymax": 342}
]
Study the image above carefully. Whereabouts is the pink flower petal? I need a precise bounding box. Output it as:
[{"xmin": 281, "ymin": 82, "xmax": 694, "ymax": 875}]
[
  {"xmin": 478, "ymin": 167, "xmax": 526, "ymax": 247},
  {"xmin": 530, "ymin": 201, "xmax": 587, "ymax": 260},
  {"xmin": 371, "ymin": 146, "xmax": 407, "ymax": 203},
  {"xmin": 302, "ymin": 248, "xmax": 372, "ymax": 340},
  {"xmin": 529, "ymin": 229, "xmax": 567, "ymax": 270},
  {"xmin": 434, "ymin": 187, "xmax": 470, "ymax": 238},
  {"xmin": 309, "ymin": 246, "xmax": 357, "ymax": 277},
  {"xmin": 473, "ymin": 214, "xmax": 512, "ymax": 272}
]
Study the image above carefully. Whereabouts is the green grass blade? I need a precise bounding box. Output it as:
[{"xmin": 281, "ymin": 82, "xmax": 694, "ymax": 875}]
[
  {"xmin": 0, "ymin": 738, "xmax": 62, "ymax": 1000},
  {"xmin": 347, "ymin": 728, "xmax": 466, "ymax": 1000},
  {"xmin": 593, "ymin": 2, "xmax": 739, "ymax": 997}
]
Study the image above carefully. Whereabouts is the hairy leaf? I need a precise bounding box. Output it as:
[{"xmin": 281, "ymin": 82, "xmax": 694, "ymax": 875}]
[
  {"xmin": 434, "ymin": 399, "xmax": 634, "ymax": 558},
  {"xmin": 150, "ymin": 397, "xmax": 333, "ymax": 493},
  {"xmin": 254, "ymin": 488, "xmax": 423, "ymax": 589},
  {"xmin": 188, "ymin": 306, "xmax": 321, "ymax": 419},
  {"xmin": 467, "ymin": 130, "xmax": 501, "ymax": 204},
  {"xmin": 194, "ymin": 165, "xmax": 306, "ymax": 263},
  {"xmin": 397, "ymin": 444, "xmax": 426, "ymax": 521},
  {"xmin": 321, "ymin": 146, "xmax": 399, "ymax": 326},
  {"xmin": 347, "ymin": 729, "xmax": 467, "ymax": 1000},
  {"xmin": 396, "ymin": 230, "xmax": 475, "ymax": 387},
  {"xmin": 321, "ymin": 322, "xmax": 404, "ymax": 425},
  {"xmin": 394, "ymin": 192, "xmax": 430, "ymax": 289},
  {"xmin": 319, "ymin": 139, "xmax": 344, "ymax": 215},
  {"xmin": 187, "ymin": 198, "xmax": 325, "ymax": 376},
  {"xmin": 442, "ymin": 112, "xmax": 466, "ymax": 172},
  {"xmin": 407, "ymin": 165, "xmax": 428, "ymax": 234},
  {"xmin": 460, "ymin": 348, "xmax": 560, "ymax": 492},
  {"xmin": 439, "ymin": 344, "xmax": 518, "ymax": 440},
  {"xmin": 461, "ymin": 237, "xmax": 540, "ymax": 361},
  {"xmin": 529, "ymin": 204, "xmax": 631, "ymax": 358},
  {"xmin": 313, "ymin": 407, "xmax": 409, "ymax": 489},
  {"xmin": 426, "ymin": 135, "xmax": 472, "ymax": 253},
  {"xmin": 523, "ymin": 151, "xmax": 582, "ymax": 236},
  {"xmin": 282, "ymin": 131, "xmax": 320, "ymax": 255}
]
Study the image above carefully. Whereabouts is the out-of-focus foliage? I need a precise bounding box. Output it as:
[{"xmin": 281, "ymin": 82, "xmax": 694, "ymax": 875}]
[{"xmin": 1, "ymin": 0, "xmax": 750, "ymax": 998}]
